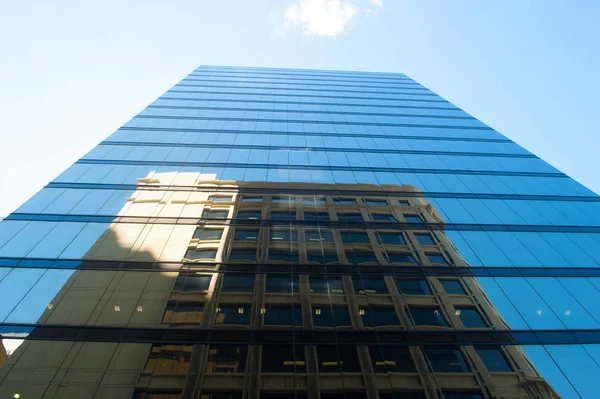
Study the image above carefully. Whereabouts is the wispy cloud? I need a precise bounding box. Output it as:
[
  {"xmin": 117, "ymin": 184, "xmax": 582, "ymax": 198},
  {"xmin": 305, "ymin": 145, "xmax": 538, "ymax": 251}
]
[
  {"xmin": 364, "ymin": 0, "xmax": 383, "ymax": 17},
  {"xmin": 279, "ymin": 0, "xmax": 358, "ymax": 37}
]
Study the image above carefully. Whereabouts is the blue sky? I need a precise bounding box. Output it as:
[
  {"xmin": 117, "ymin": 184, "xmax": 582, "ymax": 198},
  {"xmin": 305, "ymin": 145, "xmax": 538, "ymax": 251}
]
[{"xmin": 0, "ymin": 0, "xmax": 599, "ymax": 216}]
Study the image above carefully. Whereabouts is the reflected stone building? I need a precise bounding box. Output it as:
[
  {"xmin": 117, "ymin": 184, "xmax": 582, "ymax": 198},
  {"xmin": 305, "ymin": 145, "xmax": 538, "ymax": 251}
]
[
  {"xmin": 1, "ymin": 66, "xmax": 599, "ymax": 399},
  {"xmin": 0, "ymin": 172, "xmax": 559, "ymax": 399}
]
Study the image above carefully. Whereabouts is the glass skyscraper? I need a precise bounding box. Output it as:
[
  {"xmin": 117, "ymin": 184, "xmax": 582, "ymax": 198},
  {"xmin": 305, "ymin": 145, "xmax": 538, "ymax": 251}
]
[{"xmin": 0, "ymin": 65, "xmax": 599, "ymax": 399}]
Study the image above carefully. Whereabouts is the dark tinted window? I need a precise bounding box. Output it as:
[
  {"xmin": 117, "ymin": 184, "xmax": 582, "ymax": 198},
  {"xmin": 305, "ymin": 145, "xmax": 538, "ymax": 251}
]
[
  {"xmin": 272, "ymin": 195, "xmax": 294, "ymax": 204},
  {"xmin": 369, "ymin": 346, "xmax": 416, "ymax": 372},
  {"xmin": 174, "ymin": 274, "xmax": 211, "ymax": 291},
  {"xmin": 307, "ymin": 249, "xmax": 339, "ymax": 264},
  {"xmin": 228, "ymin": 248, "xmax": 257, "ymax": 261},
  {"xmin": 185, "ymin": 249, "xmax": 217, "ymax": 260},
  {"xmin": 423, "ymin": 347, "xmax": 469, "ymax": 372},
  {"xmin": 263, "ymin": 305, "xmax": 302, "ymax": 326},
  {"xmin": 266, "ymin": 275, "xmax": 300, "ymax": 293},
  {"xmin": 341, "ymin": 231, "xmax": 370, "ymax": 243},
  {"xmin": 361, "ymin": 307, "xmax": 400, "ymax": 326},
  {"xmin": 346, "ymin": 250, "xmax": 378, "ymax": 264},
  {"xmin": 241, "ymin": 196, "xmax": 261, "ymax": 203},
  {"xmin": 194, "ymin": 228, "xmax": 223, "ymax": 241},
  {"xmin": 475, "ymin": 347, "xmax": 512, "ymax": 372},
  {"xmin": 269, "ymin": 249, "xmax": 299, "ymax": 262},
  {"xmin": 440, "ymin": 280, "xmax": 467, "ymax": 295},
  {"xmin": 259, "ymin": 394, "xmax": 307, "ymax": 399},
  {"xmin": 440, "ymin": 393, "xmax": 483, "ymax": 399},
  {"xmin": 387, "ymin": 253, "xmax": 418, "ymax": 264},
  {"xmin": 333, "ymin": 198, "xmax": 356, "ymax": 205},
  {"xmin": 215, "ymin": 305, "xmax": 251, "ymax": 325},
  {"xmin": 270, "ymin": 229, "xmax": 298, "ymax": 241},
  {"xmin": 313, "ymin": 305, "xmax": 351, "ymax": 327},
  {"xmin": 271, "ymin": 212, "xmax": 296, "ymax": 221},
  {"xmin": 222, "ymin": 274, "xmax": 254, "ymax": 292},
  {"xmin": 302, "ymin": 196, "xmax": 327, "ymax": 205},
  {"xmin": 202, "ymin": 210, "xmax": 228, "ymax": 219},
  {"xmin": 234, "ymin": 229, "xmax": 259, "ymax": 241},
  {"xmin": 316, "ymin": 346, "xmax": 361, "ymax": 372},
  {"xmin": 409, "ymin": 307, "xmax": 448, "ymax": 327},
  {"xmin": 262, "ymin": 346, "xmax": 306, "ymax": 373},
  {"xmin": 427, "ymin": 253, "xmax": 450, "ymax": 265},
  {"xmin": 305, "ymin": 229, "xmax": 334, "ymax": 242},
  {"xmin": 365, "ymin": 199, "xmax": 388, "ymax": 206},
  {"xmin": 310, "ymin": 276, "xmax": 344, "ymax": 294},
  {"xmin": 403, "ymin": 215, "xmax": 422, "ymax": 223},
  {"xmin": 379, "ymin": 393, "xmax": 426, "ymax": 399},
  {"xmin": 372, "ymin": 213, "xmax": 397, "ymax": 222},
  {"xmin": 237, "ymin": 210, "xmax": 261, "ymax": 219},
  {"xmin": 337, "ymin": 213, "xmax": 363, "ymax": 222},
  {"xmin": 414, "ymin": 233, "xmax": 435, "ymax": 245},
  {"xmin": 457, "ymin": 308, "xmax": 488, "ymax": 328},
  {"xmin": 353, "ymin": 276, "xmax": 387, "ymax": 294},
  {"xmin": 396, "ymin": 279, "xmax": 431, "ymax": 295},
  {"xmin": 379, "ymin": 233, "xmax": 405, "ymax": 245},
  {"xmin": 206, "ymin": 345, "xmax": 247, "ymax": 373},
  {"xmin": 199, "ymin": 392, "xmax": 243, "ymax": 399},
  {"xmin": 304, "ymin": 212, "xmax": 330, "ymax": 221},
  {"xmin": 163, "ymin": 302, "xmax": 204, "ymax": 325}
]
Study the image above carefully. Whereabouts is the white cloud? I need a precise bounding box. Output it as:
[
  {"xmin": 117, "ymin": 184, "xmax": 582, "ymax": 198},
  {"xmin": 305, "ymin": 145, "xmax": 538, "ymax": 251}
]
[
  {"xmin": 281, "ymin": 0, "xmax": 357, "ymax": 37},
  {"xmin": 372, "ymin": 0, "xmax": 383, "ymax": 7}
]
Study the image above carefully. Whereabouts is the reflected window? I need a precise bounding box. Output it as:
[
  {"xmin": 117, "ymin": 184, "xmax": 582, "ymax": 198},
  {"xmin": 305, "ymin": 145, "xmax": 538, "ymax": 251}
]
[
  {"xmin": 316, "ymin": 346, "xmax": 361, "ymax": 372},
  {"xmin": 310, "ymin": 276, "xmax": 344, "ymax": 294},
  {"xmin": 396, "ymin": 279, "xmax": 431, "ymax": 295},
  {"xmin": 313, "ymin": 305, "xmax": 352, "ymax": 327},
  {"xmin": 361, "ymin": 306, "xmax": 400, "ymax": 326},
  {"xmin": 341, "ymin": 231, "xmax": 370, "ymax": 244},
  {"xmin": 203, "ymin": 209, "xmax": 229, "ymax": 219},
  {"xmin": 222, "ymin": 274, "xmax": 255, "ymax": 293},
  {"xmin": 263, "ymin": 305, "xmax": 302, "ymax": 326},
  {"xmin": 237, "ymin": 210, "xmax": 261, "ymax": 220},
  {"xmin": 241, "ymin": 196, "xmax": 262, "ymax": 203},
  {"xmin": 234, "ymin": 229, "xmax": 259, "ymax": 241},
  {"xmin": 346, "ymin": 250, "xmax": 378, "ymax": 264},
  {"xmin": 440, "ymin": 393, "xmax": 482, "ymax": 399},
  {"xmin": 423, "ymin": 347, "xmax": 469, "ymax": 372},
  {"xmin": 456, "ymin": 308, "xmax": 488, "ymax": 328},
  {"xmin": 266, "ymin": 275, "xmax": 300, "ymax": 293},
  {"xmin": 353, "ymin": 276, "xmax": 387, "ymax": 294},
  {"xmin": 194, "ymin": 228, "xmax": 223, "ymax": 241},
  {"xmin": 145, "ymin": 345, "xmax": 191, "ymax": 373},
  {"xmin": 387, "ymin": 252, "xmax": 418, "ymax": 264},
  {"xmin": 262, "ymin": 346, "xmax": 306, "ymax": 372},
  {"xmin": 475, "ymin": 347, "xmax": 512, "ymax": 372},
  {"xmin": 163, "ymin": 302, "xmax": 204, "ymax": 325},
  {"xmin": 333, "ymin": 198, "xmax": 357, "ymax": 205},
  {"xmin": 303, "ymin": 196, "xmax": 327, "ymax": 205},
  {"xmin": 185, "ymin": 249, "xmax": 217, "ymax": 260},
  {"xmin": 174, "ymin": 274, "xmax": 211, "ymax": 291},
  {"xmin": 337, "ymin": 213, "xmax": 363, "ymax": 222},
  {"xmin": 270, "ymin": 229, "xmax": 298, "ymax": 242},
  {"xmin": 304, "ymin": 212, "xmax": 330, "ymax": 221},
  {"xmin": 305, "ymin": 229, "xmax": 334, "ymax": 242},
  {"xmin": 133, "ymin": 391, "xmax": 181, "ymax": 399},
  {"xmin": 260, "ymin": 394, "xmax": 307, "ymax": 399},
  {"xmin": 272, "ymin": 195, "xmax": 295, "ymax": 204},
  {"xmin": 427, "ymin": 253, "xmax": 450, "ymax": 265},
  {"xmin": 321, "ymin": 394, "xmax": 367, "ymax": 399},
  {"xmin": 414, "ymin": 233, "xmax": 435, "ymax": 245},
  {"xmin": 440, "ymin": 280, "xmax": 467, "ymax": 295},
  {"xmin": 368, "ymin": 346, "xmax": 415, "ymax": 372},
  {"xmin": 208, "ymin": 195, "xmax": 232, "ymax": 202},
  {"xmin": 365, "ymin": 198, "xmax": 388, "ymax": 206},
  {"xmin": 228, "ymin": 248, "xmax": 257, "ymax": 261},
  {"xmin": 269, "ymin": 249, "xmax": 299, "ymax": 262},
  {"xmin": 206, "ymin": 345, "xmax": 247, "ymax": 373},
  {"xmin": 199, "ymin": 392, "xmax": 242, "ymax": 399},
  {"xmin": 215, "ymin": 305, "xmax": 251, "ymax": 325},
  {"xmin": 307, "ymin": 249, "xmax": 339, "ymax": 264},
  {"xmin": 403, "ymin": 214, "xmax": 422, "ymax": 223},
  {"xmin": 409, "ymin": 307, "xmax": 448, "ymax": 327},
  {"xmin": 379, "ymin": 233, "xmax": 405, "ymax": 245},
  {"xmin": 271, "ymin": 211, "xmax": 296, "ymax": 221},
  {"xmin": 372, "ymin": 213, "xmax": 397, "ymax": 222},
  {"xmin": 398, "ymin": 200, "xmax": 410, "ymax": 206}
]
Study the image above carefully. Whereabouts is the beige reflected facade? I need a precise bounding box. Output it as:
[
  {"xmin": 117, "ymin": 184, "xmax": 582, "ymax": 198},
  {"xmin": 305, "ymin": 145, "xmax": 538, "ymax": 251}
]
[{"xmin": 0, "ymin": 172, "xmax": 559, "ymax": 399}]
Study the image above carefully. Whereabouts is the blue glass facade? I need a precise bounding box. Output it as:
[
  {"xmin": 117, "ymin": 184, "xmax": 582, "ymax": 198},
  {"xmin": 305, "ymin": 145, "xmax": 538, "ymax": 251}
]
[{"xmin": 0, "ymin": 66, "xmax": 599, "ymax": 398}]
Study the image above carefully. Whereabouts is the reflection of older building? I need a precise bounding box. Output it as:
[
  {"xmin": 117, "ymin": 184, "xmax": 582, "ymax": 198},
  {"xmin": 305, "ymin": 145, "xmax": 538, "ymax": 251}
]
[{"xmin": 0, "ymin": 172, "xmax": 560, "ymax": 399}]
